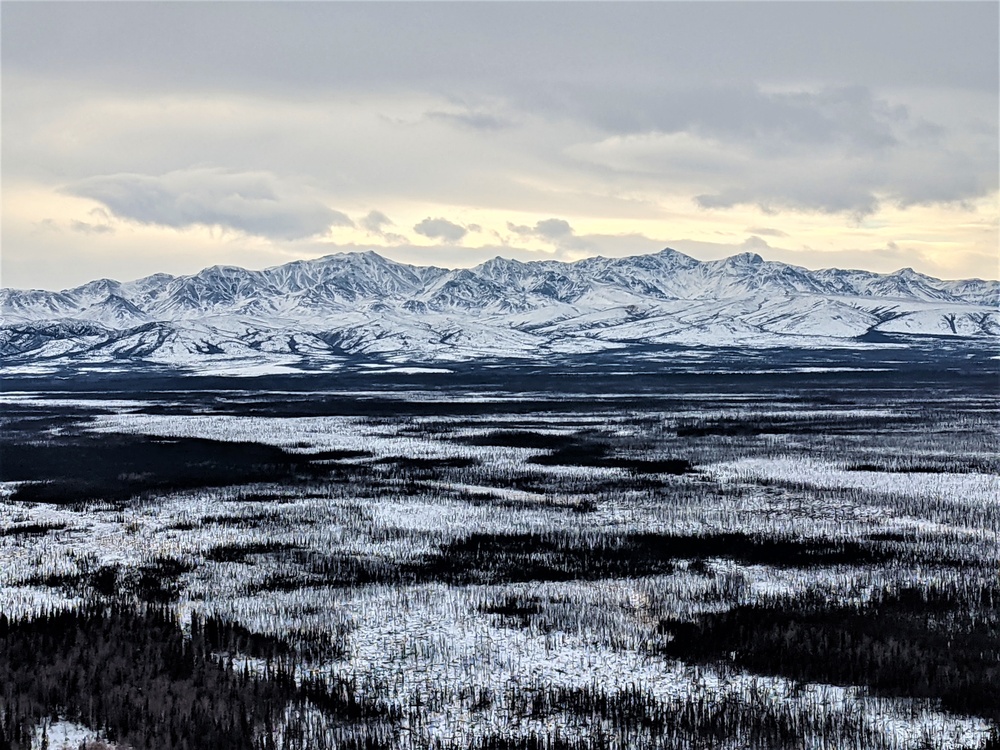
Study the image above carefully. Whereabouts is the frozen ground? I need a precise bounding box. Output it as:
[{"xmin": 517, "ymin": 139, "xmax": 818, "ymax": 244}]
[{"xmin": 0, "ymin": 369, "xmax": 997, "ymax": 749}]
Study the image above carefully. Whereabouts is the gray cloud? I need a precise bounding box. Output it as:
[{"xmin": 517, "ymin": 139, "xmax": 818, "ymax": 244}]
[
  {"xmin": 534, "ymin": 219, "xmax": 574, "ymax": 240},
  {"xmin": 742, "ymin": 236, "xmax": 772, "ymax": 251},
  {"xmin": 2, "ymin": 3, "xmax": 997, "ymax": 286},
  {"xmin": 361, "ymin": 210, "xmax": 409, "ymax": 244},
  {"xmin": 688, "ymin": 131, "xmax": 998, "ymax": 217},
  {"xmin": 4, "ymin": 4, "xmax": 995, "ymax": 96},
  {"xmin": 746, "ymin": 227, "xmax": 789, "ymax": 238},
  {"xmin": 537, "ymin": 85, "xmax": 909, "ymax": 157},
  {"xmin": 361, "ymin": 210, "xmax": 393, "ymax": 233},
  {"xmin": 6, "ymin": 5, "xmax": 995, "ymax": 221},
  {"xmin": 69, "ymin": 220, "xmax": 114, "ymax": 235},
  {"xmin": 508, "ymin": 218, "xmax": 575, "ymax": 241},
  {"xmin": 414, "ymin": 217, "xmax": 467, "ymax": 243},
  {"xmin": 66, "ymin": 168, "xmax": 351, "ymax": 240},
  {"xmin": 426, "ymin": 110, "xmax": 511, "ymax": 131},
  {"xmin": 565, "ymin": 78, "xmax": 999, "ymax": 216},
  {"xmin": 695, "ymin": 187, "xmax": 880, "ymax": 218}
]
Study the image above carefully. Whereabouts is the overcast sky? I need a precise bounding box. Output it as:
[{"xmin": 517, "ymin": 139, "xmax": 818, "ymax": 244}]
[{"xmin": 2, "ymin": 1, "xmax": 997, "ymax": 290}]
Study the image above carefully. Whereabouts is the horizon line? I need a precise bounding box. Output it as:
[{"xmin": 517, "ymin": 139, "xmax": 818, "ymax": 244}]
[{"xmin": 4, "ymin": 245, "xmax": 998, "ymax": 294}]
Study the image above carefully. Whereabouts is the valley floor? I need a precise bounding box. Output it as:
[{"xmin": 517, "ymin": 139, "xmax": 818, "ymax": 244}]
[{"xmin": 0, "ymin": 359, "xmax": 997, "ymax": 749}]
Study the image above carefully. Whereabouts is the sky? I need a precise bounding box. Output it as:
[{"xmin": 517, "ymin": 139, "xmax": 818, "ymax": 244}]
[{"xmin": 2, "ymin": 1, "xmax": 998, "ymax": 291}]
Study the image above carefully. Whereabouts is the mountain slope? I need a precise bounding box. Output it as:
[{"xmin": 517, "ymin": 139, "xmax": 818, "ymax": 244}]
[{"xmin": 2, "ymin": 248, "xmax": 997, "ymax": 369}]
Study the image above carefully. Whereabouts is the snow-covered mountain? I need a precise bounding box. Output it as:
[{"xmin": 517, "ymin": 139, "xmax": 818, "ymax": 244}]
[{"xmin": 2, "ymin": 248, "xmax": 997, "ymax": 370}]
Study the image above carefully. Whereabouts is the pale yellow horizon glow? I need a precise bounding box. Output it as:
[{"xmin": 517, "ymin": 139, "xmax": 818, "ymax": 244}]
[
  {"xmin": 4, "ymin": 3, "xmax": 996, "ymax": 293},
  {"xmin": 2, "ymin": 181, "xmax": 998, "ymax": 291}
]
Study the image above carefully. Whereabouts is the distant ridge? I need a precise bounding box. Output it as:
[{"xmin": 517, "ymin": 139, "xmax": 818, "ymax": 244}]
[{"xmin": 2, "ymin": 248, "xmax": 997, "ymax": 368}]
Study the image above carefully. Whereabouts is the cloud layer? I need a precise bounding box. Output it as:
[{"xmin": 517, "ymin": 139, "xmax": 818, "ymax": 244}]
[
  {"xmin": 2, "ymin": 3, "xmax": 996, "ymax": 287},
  {"xmin": 413, "ymin": 218, "xmax": 467, "ymax": 243},
  {"xmin": 509, "ymin": 218, "xmax": 575, "ymax": 241},
  {"xmin": 66, "ymin": 168, "xmax": 350, "ymax": 240}
]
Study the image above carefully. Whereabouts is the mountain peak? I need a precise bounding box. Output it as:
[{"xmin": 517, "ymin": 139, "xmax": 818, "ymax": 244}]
[
  {"xmin": 97, "ymin": 293, "xmax": 144, "ymax": 311},
  {"xmin": 73, "ymin": 292, "xmax": 150, "ymax": 326},
  {"xmin": 731, "ymin": 252, "xmax": 765, "ymax": 265},
  {"xmin": 199, "ymin": 264, "xmax": 255, "ymax": 277},
  {"xmin": 476, "ymin": 255, "xmax": 529, "ymax": 271},
  {"xmin": 2, "ymin": 246, "xmax": 996, "ymax": 339},
  {"xmin": 2, "ymin": 245, "xmax": 997, "ymax": 365},
  {"xmin": 656, "ymin": 246, "xmax": 684, "ymax": 258}
]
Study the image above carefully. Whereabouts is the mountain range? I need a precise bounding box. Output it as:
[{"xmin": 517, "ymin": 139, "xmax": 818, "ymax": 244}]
[{"xmin": 2, "ymin": 248, "xmax": 997, "ymax": 371}]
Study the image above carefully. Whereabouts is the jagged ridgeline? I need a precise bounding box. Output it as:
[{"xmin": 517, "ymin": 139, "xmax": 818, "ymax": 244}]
[{"xmin": 1, "ymin": 248, "xmax": 997, "ymax": 368}]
